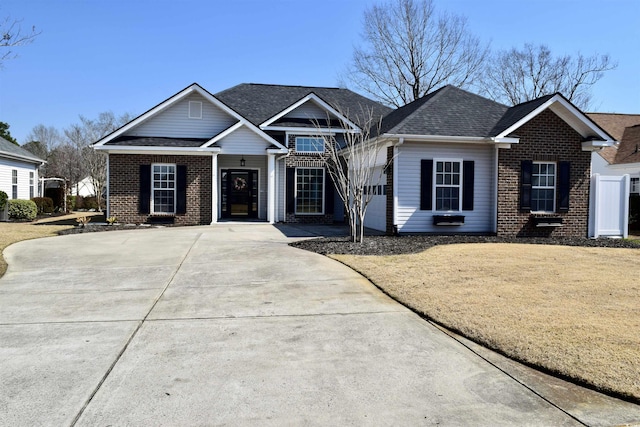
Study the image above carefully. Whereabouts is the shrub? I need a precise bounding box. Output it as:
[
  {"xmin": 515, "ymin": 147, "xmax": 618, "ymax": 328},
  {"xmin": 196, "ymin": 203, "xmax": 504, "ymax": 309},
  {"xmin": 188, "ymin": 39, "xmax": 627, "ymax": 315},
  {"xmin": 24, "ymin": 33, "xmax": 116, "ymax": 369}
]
[
  {"xmin": 0, "ymin": 190, "xmax": 7, "ymax": 210},
  {"xmin": 8, "ymin": 199, "xmax": 38, "ymax": 221},
  {"xmin": 32, "ymin": 197, "xmax": 54, "ymax": 214},
  {"xmin": 83, "ymin": 196, "xmax": 99, "ymax": 210},
  {"xmin": 67, "ymin": 195, "xmax": 77, "ymax": 211}
]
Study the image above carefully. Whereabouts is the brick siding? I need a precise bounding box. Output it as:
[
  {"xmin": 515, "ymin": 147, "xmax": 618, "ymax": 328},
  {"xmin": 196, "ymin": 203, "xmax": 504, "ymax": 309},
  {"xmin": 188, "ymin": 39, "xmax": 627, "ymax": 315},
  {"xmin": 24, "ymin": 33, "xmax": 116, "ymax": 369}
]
[
  {"xmin": 109, "ymin": 154, "xmax": 212, "ymax": 225},
  {"xmin": 497, "ymin": 109, "xmax": 591, "ymax": 237}
]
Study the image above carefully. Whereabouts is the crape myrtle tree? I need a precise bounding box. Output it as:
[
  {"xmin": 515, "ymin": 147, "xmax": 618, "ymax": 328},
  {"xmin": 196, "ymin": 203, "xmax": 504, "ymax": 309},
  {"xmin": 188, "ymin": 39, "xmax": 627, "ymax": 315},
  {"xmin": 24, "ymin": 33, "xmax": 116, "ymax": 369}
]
[
  {"xmin": 480, "ymin": 43, "xmax": 617, "ymax": 110},
  {"xmin": 0, "ymin": 15, "xmax": 39, "ymax": 67},
  {"xmin": 345, "ymin": 0, "xmax": 489, "ymax": 108},
  {"xmin": 314, "ymin": 107, "xmax": 392, "ymax": 243}
]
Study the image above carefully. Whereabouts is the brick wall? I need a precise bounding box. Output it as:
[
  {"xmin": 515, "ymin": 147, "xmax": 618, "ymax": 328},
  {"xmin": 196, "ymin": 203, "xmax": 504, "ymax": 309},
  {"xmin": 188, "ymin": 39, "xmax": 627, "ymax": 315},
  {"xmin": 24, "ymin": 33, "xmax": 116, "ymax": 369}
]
[
  {"xmin": 283, "ymin": 133, "xmax": 334, "ymax": 224},
  {"xmin": 497, "ymin": 109, "xmax": 591, "ymax": 237},
  {"xmin": 109, "ymin": 154, "xmax": 212, "ymax": 225}
]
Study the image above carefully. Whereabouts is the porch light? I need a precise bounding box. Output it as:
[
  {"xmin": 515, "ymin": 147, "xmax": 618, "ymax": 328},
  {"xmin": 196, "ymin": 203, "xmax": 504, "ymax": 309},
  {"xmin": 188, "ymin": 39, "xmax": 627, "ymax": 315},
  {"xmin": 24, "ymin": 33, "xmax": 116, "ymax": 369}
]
[{"xmin": 240, "ymin": 156, "xmax": 246, "ymax": 167}]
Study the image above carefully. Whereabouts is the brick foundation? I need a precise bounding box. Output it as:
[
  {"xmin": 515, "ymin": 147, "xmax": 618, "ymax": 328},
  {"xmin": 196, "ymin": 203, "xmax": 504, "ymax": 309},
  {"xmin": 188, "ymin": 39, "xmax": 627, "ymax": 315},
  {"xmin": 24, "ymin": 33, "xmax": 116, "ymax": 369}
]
[
  {"xmin": 497, "ymin": 109, "xmax": 591, "ymax": 237},
  {"xmin": 109, "ymin": 154, "xmax": 212, "ymax": 226}
]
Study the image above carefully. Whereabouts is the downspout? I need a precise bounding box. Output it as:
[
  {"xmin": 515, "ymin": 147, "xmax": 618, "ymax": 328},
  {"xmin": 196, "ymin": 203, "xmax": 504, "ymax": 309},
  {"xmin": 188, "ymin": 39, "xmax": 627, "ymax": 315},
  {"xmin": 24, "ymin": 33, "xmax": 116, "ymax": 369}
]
[
  {"xmin": 393, "ymin": 138, "xmax": 404, "ymax": 233},
  {"xmin": 493, "ymin": 145, "xmax": 499, "ymax": 234}
]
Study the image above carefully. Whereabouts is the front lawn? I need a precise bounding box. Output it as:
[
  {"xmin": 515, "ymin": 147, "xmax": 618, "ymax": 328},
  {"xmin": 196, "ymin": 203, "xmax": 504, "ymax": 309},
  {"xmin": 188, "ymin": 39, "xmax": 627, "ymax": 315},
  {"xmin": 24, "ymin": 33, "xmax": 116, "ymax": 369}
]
[
  {"xmin": 0, "ymin": 223, "xmax": 72, "ymax": 277},
  {"xmin": 296, "ymin": 238, "xmax": 640, "ymax": 402}
]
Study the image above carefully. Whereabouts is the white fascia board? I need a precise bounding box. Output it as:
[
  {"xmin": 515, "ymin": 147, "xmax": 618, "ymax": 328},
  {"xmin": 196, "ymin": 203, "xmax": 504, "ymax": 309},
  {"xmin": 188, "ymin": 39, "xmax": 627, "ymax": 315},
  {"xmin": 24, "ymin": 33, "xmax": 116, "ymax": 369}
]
[
  {"xmin": 0, "ymin": 151, "xmax": 45, "ymax": 165},
  {"xmin": 260, "ymin": 93, "xmax": 361, "ymax": 132},
  {"xmin": 496, "ymin": 95, "xmax": 615, "ymax": 143},
  {"xmin": 261, "ymin": 126, "xmax": 351, "ymax": 134},
  {"xmin": 581, "ymin": 139, "xmax": 615, "ymax": 151},
  {"xmin": 381, "ymin": 133, "xmax": 493, "ymax": 144},
  {"xmin": 202, "ymin": 122, "xmax": 243, "ymax": 147},
  {"xmin": 94, "ymin": 146, "xmax": 221, "ymax": 156},
  {"xmin": 267, "ymin": 147, "xmax": 289, "ymax": 154}
]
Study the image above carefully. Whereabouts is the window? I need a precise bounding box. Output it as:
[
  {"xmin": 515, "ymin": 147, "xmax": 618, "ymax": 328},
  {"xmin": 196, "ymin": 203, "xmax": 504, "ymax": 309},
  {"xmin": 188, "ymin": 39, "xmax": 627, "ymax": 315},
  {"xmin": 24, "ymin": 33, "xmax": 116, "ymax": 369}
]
[
  {"xmin": 29, "ymin": 172, "xmax": 34, "ymax": 199},
  {"xmin": 435, "ymin": 160, "xmax": 460, "ymax": 211},
  {"xmin": 295, "ymin": 137, "xmax": 324, "ymax": 153},
  {"xmin": 295, "ymin": 168, "xmax": 324, "ymax": 214},
  {"xmin": 188, "ymin": 101, "xmax": 202, "ymax": 119},
  {"xmin": 152, "ymin": 164, "xmax": 176, "ymax": 214},
  {"xmin": 631, "ymin": 177, "xmax": 640, "ymax": 195},
  {"xmin": 12, "ymin": 170, "xmax": 17, "ymax": 199},
  {"xmin": 532, "ymin": 162, "xmax": 555, "ymax": 212}
]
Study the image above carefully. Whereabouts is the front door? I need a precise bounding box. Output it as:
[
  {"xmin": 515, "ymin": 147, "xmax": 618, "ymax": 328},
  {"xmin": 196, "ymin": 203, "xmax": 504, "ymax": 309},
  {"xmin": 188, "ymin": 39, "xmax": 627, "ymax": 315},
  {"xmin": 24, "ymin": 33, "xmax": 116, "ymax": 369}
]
[{"xmin": 221, "ymin": 169, "xmax": 258, "ymax": 218}]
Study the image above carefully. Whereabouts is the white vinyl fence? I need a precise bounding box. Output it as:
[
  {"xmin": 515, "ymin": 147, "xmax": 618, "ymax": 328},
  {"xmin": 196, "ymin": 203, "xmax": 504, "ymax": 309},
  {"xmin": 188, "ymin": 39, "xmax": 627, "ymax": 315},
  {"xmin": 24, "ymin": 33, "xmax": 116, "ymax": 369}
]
[{"xmin": 589, "ymin": 174, "xmax": 630, "ymax": 238}]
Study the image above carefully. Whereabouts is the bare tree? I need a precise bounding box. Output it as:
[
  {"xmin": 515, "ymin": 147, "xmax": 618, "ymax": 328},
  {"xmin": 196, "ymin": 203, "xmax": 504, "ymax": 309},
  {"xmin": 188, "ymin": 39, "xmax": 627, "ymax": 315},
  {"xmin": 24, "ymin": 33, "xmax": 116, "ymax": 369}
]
[
  {"xmin": 23, "ymin": 125, "xmax": 62, "ymax": 177},
  {"xmin": 480, "ymin": 44, "xmax": 617, "ymax": 110},
  {"xmin": 1, "ymin": 15, "xmax": 40, "ymax": 66},
  {"xmin": 345, "ymin": 0, "xmax": 489, "ymax": 107},
  {"xmin": 316, "ymin": 108, "xmax": 392, "ymax": 243}
]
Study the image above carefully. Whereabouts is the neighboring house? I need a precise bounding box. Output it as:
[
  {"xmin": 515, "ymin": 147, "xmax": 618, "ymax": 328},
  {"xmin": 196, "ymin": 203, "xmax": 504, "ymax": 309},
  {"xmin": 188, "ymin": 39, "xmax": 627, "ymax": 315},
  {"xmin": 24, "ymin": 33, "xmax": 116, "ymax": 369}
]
[
  {"xmin": 94, "ymin": 83, "xmax": 613, "ymax": 237},
  {"xmin": 72, "ymin": 176, "xmax": 101, "ymax": 197},
  {"xmin": 587, "ymin": 113, "xmax": 640, "ymax": 193},
  {"xmin": 0, "ymin": 136, "xmax": 44, "ymax": 200}
]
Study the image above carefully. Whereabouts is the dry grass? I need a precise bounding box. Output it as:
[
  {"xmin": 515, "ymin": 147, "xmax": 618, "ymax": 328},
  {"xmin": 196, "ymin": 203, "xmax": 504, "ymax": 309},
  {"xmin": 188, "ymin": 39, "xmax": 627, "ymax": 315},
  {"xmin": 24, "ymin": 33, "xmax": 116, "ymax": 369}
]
[
  {"xmin": 332, "ymin": 243, "xmax": 640, "ymax": 401},
  {"xmin": 0, "ymin": 223, "xmax": 72, "ymax": 277}
]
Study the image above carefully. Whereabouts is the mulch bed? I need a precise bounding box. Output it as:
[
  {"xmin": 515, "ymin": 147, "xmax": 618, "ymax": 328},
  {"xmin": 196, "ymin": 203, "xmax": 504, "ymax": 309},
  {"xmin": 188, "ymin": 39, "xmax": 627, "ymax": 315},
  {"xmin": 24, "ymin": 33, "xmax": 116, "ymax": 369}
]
[
  {"xmin": 57, "ymin": 224, "xmax": 165, "ymax": 235},
  {"xmin": 291, "ymin": 235, "xmax": 640, "ymax": 256}
]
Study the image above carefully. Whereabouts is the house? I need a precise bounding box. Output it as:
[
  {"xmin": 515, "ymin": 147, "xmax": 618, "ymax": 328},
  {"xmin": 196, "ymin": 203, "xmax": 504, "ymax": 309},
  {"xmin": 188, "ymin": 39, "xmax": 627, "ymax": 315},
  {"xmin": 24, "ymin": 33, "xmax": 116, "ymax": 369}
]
[
  {"xmin": 0, "ymin": 136, "xmax": 44, "ymax": 201},
  {"xmin": 72, "ymin": 176, "xmax": 101, "ymax": 198},
  {"xmin": 94, "ymin": 83, "xmax": 614, "ymax": 237},
  {"xmin": 587, "ymin": 113, "xmax": 640, "ymax": 193}
]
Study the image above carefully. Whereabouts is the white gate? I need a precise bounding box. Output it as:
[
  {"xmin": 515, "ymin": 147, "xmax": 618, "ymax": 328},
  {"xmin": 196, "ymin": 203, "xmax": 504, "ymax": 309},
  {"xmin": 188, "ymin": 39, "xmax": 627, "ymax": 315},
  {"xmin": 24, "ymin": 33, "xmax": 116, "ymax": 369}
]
[{"xmin": 589, "ymin": 174, "xmax": 630, "ymax": 238}]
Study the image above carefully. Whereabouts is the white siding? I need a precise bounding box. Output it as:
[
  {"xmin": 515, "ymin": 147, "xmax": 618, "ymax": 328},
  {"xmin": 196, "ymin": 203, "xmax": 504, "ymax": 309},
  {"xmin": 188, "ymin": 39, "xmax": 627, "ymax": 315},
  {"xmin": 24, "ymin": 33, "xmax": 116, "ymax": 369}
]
[
  {"xmin": 276, "ymin": 159, "xmax": 285, "ymax": 222},
  {"xmin": 218, "ymin": 155, "xmax": 268, "ymax": 220},
  {"xmin": 396, "ymin": 142, "xmax": 495, "ymax": 233},
  {"xmin": 218, "ymin": 126, "xmax": 270, "ymax": 155},
  {"xmin": 0, "ymin": 157, "xmax": 38, "ymax": 200},
  {"xmin": 128, "ymin": 93, "xmax": 237, "ymax": 138},
  {"xmin": 283, "ymin": 100, "xmax": 329, "ymax": 120},
  {"xmin": 363, "ymin": 166, "xmax": 386, "ymax": 231}
]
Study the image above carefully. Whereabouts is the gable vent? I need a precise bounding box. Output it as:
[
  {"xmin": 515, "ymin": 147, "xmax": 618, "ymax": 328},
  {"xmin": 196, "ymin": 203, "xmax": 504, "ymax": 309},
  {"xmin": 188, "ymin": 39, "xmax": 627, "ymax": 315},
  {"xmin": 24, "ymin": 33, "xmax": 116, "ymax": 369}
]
[{"xmin": 189, "ymin": 101, "xmax": 202, "ymax": 119}]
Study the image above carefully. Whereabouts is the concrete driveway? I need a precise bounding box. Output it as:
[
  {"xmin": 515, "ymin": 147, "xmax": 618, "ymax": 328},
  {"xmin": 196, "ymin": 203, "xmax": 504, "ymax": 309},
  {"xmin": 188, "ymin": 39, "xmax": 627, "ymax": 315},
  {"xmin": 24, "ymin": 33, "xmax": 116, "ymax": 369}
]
[{"xmin": 0, "ymin": 224, "xmax": 638, "ymax": 426}]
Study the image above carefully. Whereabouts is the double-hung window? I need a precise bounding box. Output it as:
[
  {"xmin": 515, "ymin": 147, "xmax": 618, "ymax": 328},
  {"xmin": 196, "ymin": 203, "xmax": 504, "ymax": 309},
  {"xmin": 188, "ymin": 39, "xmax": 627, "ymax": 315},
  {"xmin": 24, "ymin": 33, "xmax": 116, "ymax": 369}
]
[
  {"xmin": 29, "ymin": 172, "xmax": 34, "ymax": 199},
  {"xmin": 11, "ymin": 170, "xmax": 17, "ymax": 199},
  {"xmin": 152, "ymin": 164, "xmax": 176, "ymax": 214},
  {"xmin": 435, "ymin": 160, "xmax": 461, "ymax": 211},
  {"xmin": 295, "ymin": 137, "xmax": 324, "ymax": 153},
  {"xmin": 532, "ymin": 162, "xmax": 555, "ymax": 212},
  {"xmin": 295, "ymin": 168, "xmax": 324, "ymax": 214}
]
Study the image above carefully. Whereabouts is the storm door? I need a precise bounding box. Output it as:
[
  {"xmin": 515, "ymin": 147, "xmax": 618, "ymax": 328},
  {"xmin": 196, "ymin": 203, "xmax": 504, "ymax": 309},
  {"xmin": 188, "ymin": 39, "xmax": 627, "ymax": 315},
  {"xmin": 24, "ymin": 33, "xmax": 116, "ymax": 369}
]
[{"xmin": 221, "ymin": 169, "xmax": 258, "ymax": 218}]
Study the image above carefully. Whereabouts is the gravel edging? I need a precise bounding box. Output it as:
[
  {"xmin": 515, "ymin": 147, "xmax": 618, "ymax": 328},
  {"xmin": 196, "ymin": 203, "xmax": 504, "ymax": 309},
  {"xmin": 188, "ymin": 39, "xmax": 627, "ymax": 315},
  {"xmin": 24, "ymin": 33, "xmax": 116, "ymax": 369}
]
[{"xmin": 290, "ymin": 235, "xmax": 640, "ymax": 255}]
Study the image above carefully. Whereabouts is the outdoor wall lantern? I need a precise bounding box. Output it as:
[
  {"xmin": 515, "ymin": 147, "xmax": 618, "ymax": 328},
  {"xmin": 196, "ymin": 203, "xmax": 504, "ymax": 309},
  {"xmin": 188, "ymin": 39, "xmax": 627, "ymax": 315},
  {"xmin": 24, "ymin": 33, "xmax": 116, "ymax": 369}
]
[{"xmin": 240, "ymin": 156, "xmax": 246, "ymax": 167}]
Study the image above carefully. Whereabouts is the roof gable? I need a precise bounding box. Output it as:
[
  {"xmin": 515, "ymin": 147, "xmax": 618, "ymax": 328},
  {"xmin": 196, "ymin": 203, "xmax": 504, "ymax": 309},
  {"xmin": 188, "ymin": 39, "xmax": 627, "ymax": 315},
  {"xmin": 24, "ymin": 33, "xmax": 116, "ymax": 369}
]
[
  {"xmin": 215, "ymin": 83, "xmax": 392, "ymax": 130},
  {"xmin": 379, "ymin": 86, "xmax": 509, "ymax": 137},
  {"xmin": 0, "ymin": 136, "xmax": 44, "ymax": 164}
]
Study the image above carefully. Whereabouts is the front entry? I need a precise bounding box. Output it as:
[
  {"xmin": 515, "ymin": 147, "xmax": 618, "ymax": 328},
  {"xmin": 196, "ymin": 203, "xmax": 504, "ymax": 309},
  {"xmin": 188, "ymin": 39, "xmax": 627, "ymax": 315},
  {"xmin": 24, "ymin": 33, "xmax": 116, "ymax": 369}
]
[{"xmin": 221, "ymin": 169, "xmax": 259, "ymax": 218}]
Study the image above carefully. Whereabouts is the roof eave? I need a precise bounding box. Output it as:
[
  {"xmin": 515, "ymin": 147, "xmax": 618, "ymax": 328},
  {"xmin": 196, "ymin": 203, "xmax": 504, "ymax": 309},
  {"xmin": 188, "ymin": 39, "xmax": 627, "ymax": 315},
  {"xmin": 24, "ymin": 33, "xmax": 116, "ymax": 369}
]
[
  {"xmin": 381, "ymin": 133, "xmax": 504, "ymax": 144},
  {"xmin": 0, "ymin": 151, "xmax": 45, "ymax": 164},
  {"xmin": 94, "ymin": 146, "xmax": 221, "ymax": 155}
]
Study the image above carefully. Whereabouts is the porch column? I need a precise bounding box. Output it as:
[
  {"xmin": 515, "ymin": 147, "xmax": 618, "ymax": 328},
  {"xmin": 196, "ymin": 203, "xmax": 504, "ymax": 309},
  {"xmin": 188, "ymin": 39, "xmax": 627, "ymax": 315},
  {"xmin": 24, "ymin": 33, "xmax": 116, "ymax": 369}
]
[
  {"xmin": 211, "ymin": 153, "xmax": 219, "ymax": 224},
  {"xmin": 267, "ymin": 153, "xmax": 276, "ymax": 224}
]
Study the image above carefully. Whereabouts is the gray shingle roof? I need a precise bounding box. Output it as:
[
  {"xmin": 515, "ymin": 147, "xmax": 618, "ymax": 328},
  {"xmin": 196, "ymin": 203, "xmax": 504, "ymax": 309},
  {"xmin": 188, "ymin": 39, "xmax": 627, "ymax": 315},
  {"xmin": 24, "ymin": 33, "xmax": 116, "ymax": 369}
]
[
  {"xmin": 215, "ymin": 83, "xmax": 392, "ymax": 129},
  {"xmin": 0, "ymin": 136, "xmax": 44, "ymax": 163},
  {"xmin": 378, "ymin": 86, "xmax": 509, "ymax": 137},
  {"xmin": 107, "ymin": 136, "xmax": 210, "ymax": 147},
  {"xmin": 489, "ymin": 94, "xmax": 555, "ymax": 136}
]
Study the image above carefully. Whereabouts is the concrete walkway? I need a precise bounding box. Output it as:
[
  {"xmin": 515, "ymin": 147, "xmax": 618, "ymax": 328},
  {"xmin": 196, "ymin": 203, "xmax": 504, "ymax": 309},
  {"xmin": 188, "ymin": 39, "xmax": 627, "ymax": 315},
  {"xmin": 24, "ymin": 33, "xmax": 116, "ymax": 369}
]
[{"xmin": 0, "ymin": 225, "xmax": 638, "ymax": 426}]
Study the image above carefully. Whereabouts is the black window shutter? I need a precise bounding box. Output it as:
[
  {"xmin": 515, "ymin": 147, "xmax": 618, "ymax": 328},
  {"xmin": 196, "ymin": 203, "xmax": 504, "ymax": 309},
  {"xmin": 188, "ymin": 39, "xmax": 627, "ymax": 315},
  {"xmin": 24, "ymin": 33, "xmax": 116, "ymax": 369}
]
[
  {"xmin": 176, "ymin": 165, "xmax": 187, "ymax": 214},
  {"xmin": 286, "ymin": 167, "xmax": 295, "ymax": 214},
  {"xmin": 557, "ymin": 161, "xmax": 570, "ymax": 212},
  {"xmin": 462, "ymin": 161, "xmax": 474, "ymax": 211},
  {"xmin": 324, "ymin": 171, "xmax": 334, "ymax": 213},
  {"xmin": 139, "ymin": 164, "xmax": 151, "ymax": 214},
  {"xmin": 520, "ymin": 160, "xmax": 533, "ymax": 211},
  {"xmin": 420, "ymin": 159, "xmax": 433, "ymax": 210}
]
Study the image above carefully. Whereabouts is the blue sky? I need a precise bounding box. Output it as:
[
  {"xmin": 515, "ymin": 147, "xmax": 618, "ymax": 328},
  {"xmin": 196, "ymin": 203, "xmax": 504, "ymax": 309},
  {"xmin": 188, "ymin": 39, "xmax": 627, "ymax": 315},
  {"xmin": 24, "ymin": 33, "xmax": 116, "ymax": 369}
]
[{"xmin": 1, "ymin": 0, "xmax": 638, "ymax": 144}]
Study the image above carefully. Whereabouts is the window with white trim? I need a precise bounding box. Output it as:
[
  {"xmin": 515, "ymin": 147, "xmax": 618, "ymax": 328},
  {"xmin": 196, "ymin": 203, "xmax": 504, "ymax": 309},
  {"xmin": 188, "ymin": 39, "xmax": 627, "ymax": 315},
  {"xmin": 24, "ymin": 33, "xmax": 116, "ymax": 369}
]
[
  {"xmin": 188, "ymin": 101, "xmax": 202, "ymax": 119},
  {"xmin": 11, "ymin": 170, "xmax": 17, "ymax": 199},
  {"xmin": 631, "ymin": 177, "xmax": 639, "ymax": 195},
  {"xmin": 295, "ymin": 137, "xmax": 324, "ymax": 153},
  {"xmin": 532, "ymin": 162, "xmax": 555, "ymax": 212},
  {"xmin": 152, "ymin": 164, "xmax": 176, "ymax": 214},
  {"xmin": 295, "ymin": 168, "xmax": 324, "ymax": 214},
  {"xmin": 435, "ymin": 160, "xmax": 461, "ymax": 211},
  {"xmin": 29, "ymin": 172, "xmax": 34, "ymax": 199}
]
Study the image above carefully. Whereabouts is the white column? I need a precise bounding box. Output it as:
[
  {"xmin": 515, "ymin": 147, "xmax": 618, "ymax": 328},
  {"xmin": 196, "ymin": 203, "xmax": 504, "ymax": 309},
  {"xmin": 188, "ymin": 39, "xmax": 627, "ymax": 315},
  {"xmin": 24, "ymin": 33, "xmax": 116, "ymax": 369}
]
[
  {"xmin": 267, "ymin": 153, "xmax": 276, "ymax": 224},
  {"xmin": 211, "ymin": 153, "xmax": 218, "ymax": 224}
]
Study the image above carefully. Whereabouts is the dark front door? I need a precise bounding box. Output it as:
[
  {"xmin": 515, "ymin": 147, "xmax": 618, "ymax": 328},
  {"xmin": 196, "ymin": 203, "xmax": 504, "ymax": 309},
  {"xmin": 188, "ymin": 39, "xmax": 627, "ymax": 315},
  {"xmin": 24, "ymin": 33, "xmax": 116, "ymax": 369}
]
[{"xmin": 221, "ymin": 169, "xmax": 258, "ymax": 218}]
